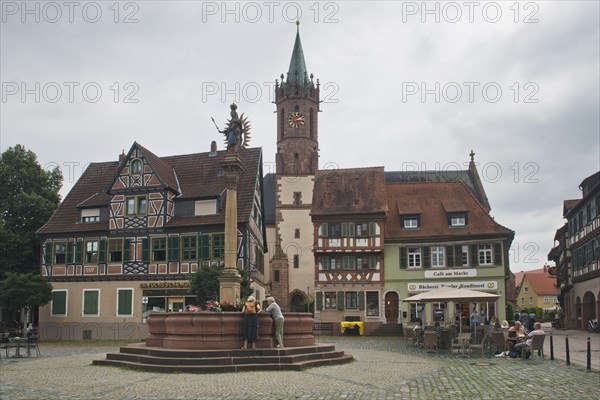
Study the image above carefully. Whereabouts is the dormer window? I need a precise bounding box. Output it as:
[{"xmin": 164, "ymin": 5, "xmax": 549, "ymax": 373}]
[
  {"xmin": 402, "ymin": 215, "xmax": 419, "ymax": 229},
  {"xmin": 81, "ymin": 208, "xmax": 100, "ymax": 223},
  {"xmin": 131, "ymin": 159, "xmax": 142, "ymax": 175},
  {"xmin": 449, "ymin": 213, "xmax": 467, "ymax": 227}
]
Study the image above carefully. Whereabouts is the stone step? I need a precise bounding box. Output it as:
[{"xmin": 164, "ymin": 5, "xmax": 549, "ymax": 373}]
[
  {"xmin": 93, "ymin": 354, "xmax": 354, "ymax": 373},
  {"xmin": 105, "ymin": 349, "xmax": 348, "ymax": 366},
  {"xmin": 92, "ymin": 343, "xmax": 353, "ymax": 373}
]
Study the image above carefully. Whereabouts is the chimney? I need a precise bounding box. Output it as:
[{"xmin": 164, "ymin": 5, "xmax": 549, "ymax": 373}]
[
  {"xmin": 209, "ymin": 141, "xmax": 217, "ymax": 157},
  {"xmin": 119, "ymin": 150, "xmax": 125, "ymax": 162}
]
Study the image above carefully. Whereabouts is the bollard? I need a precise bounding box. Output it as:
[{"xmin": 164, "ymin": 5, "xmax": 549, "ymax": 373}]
[
  {"xmin": 587, "ymin": 337, "xmax": 591, "ymax": 371},
  {"xmin": 550, "ymin": 332, "xmax": 554, "ymax": 360},
  {"xmin": 565, "ymin": 335, "xmax": 570, "ymax": 366}
]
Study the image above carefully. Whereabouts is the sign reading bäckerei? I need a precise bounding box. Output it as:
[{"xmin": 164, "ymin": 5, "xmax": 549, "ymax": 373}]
[
  {"xmin": 423, "ymin": 269, "xmax": 476, "ymax": 278},
  {"xmin": 407, "ymin": 281, "xmax": 497, "ymax": 292}
]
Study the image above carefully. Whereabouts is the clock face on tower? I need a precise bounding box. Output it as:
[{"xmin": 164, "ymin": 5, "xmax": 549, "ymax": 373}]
[{"xmin": 287, "ymin": 112, "xmax": 305, "ymax": 128}]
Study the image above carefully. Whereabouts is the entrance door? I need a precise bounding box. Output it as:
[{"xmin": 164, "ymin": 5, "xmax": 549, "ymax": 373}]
[{"xmin": 385, "ymin": 292, "xmax": 399, "ymax": 323}]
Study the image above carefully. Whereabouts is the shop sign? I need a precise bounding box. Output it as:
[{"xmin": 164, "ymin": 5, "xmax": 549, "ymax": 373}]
[
  {"xmin": 407, "ymin": 281, "xmax": 497, "ymax": 292},
  {"xmin": 424, "ymin": 269, "xmax": 476, "ymax": 278}
]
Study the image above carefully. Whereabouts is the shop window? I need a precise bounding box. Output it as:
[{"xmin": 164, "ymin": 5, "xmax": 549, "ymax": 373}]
[{"xmin": 366, "ymin": 291, "xmax": 379, "ymax": 316}]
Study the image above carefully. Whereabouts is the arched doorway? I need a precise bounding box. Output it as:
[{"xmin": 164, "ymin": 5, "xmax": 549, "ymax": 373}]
[
  {"xmin": 290, "ymin": 293, "xmax": 306, "ymax": 312},
  {"xmin": 582, "ymin": 291, "xmax": 597, "ymax": 329},
  {"xmin": 384, "ymin": 292, "xmax": 399, "ymax": 323}
]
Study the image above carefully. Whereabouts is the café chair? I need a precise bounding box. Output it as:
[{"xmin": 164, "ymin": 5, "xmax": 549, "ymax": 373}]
[
  {"xmin": 26, "ymin": 336, "xmax": 41, "ymax": 357},
  {"xmin": 0, "ymin": 335, "xmax": 11, "ymax": 358},
  {"xmin": 424, "ymin": 331, "xmax": 438, "ymax": 353},
  {"xmin": 521, "ymin": 334, "xmax": 545, "ymax": 360}
]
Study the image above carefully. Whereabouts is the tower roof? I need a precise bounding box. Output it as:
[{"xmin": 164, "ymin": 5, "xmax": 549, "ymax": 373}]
[{"xmin": 286, "ymin": 22, "xmax": 308, "ymax": 86}]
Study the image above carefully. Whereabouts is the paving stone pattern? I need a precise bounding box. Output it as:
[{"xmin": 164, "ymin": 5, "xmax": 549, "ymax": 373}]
[{"xmin": 1, "ymin": 336, "xmax": 598, "ymax": 400}]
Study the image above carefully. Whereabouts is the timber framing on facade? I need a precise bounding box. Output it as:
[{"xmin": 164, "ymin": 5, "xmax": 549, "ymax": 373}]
[{"xmin": 36, "ymin": 142, "xmax": 267, "ymax": 340}]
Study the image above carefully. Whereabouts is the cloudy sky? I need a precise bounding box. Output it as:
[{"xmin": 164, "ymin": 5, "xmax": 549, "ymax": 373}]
[{"xmin": 2, "ymin": 1, "xmax": 599, "ymax": 272}]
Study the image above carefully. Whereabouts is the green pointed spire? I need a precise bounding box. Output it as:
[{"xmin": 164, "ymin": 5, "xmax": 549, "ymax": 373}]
[{"xmin": 286, "ymin": 21, "xmax": 308, "ymax": 86}]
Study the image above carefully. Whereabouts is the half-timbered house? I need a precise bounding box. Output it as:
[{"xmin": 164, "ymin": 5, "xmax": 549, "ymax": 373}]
[{"xmin": 36, "ymin": 142, "xmax": 266, "ymax": 340}]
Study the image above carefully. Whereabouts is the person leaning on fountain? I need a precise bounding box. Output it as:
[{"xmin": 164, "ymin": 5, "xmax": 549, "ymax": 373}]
[
  {"xmin": 265, "ymin": 297, "xmax": 285, "ymax": 348},
  {"xmin": 241, "ymin": 296, "xmax": 261, "ymax": 350}
]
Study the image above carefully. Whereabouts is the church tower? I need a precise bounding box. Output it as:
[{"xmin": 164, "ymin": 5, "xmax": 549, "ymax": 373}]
[
  {"xmin": 271, "ymin": 22, "xmax": 320, "ymax": 311},
  {"xmin": 275, "ymin": 21, "xmax": 320, "ymax": 175}
]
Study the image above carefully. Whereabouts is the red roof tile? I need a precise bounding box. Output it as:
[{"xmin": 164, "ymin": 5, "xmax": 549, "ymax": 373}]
[
  {"xmin": 386, "ymin": 181, "xmax": 513, "ymax": 239},
  {"xmin": 37, "ymin": 147, "xmax": 262, "ymax": 235},
  {"xmin": 311, "ymin": 167, "xmax": 388, "ymax": 216},
  {"xmin": 525, "ymin": 272, "xmax": 559, "ymax": 295}
]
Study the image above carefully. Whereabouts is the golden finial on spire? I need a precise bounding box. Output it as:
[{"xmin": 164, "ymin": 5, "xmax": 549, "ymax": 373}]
[{"xmin": 296, "ymin": 20, "xmax": 300, "ymax": 30}]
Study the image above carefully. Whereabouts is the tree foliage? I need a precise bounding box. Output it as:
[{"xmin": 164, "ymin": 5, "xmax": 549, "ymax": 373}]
[
  {"xmin": 0, "ymin": 145, "xmax": 62, "ymax": 276},
  {"xmin": 0, "ymin": 272, "xmax": 53, "ymax": 311},
  {"xmin": 190, "ymin": 266, "xmax": 253, "ymax": 305}
]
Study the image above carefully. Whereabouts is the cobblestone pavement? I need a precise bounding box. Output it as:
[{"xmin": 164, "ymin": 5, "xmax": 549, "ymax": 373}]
[{"xmin": 1, "ymin": 335, "xmax": 598, "ymax": 400}]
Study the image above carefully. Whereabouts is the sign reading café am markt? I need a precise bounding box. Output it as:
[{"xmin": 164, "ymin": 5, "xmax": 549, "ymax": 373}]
[{"xmin": 423, "ymin": 269, "xmax": 477, "ymax": 278}]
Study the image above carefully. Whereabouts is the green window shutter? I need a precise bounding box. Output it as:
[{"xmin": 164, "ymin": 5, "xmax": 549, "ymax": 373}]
[
  {"xmin": 98, "ymin": 239, "xmax": 106, "ymax": 264},
  {"xmin": 316, "ymin": 292, "xmax": 323, "ymax": 310},
  {"xmin": 341, "ymin": 222, "xmax": 348, "ymax": 237},
  {"xmin": 75, "ymin": 241, "xmax": 83, "ymax": 264},
  {"xmin": 51, "ymin": 291, "xmax": 66, "ymax": 315},
  {"xmin": 369, "ymin": 255, "xmax": 377, "ymax": 269},
  {"xmin": 83, "ymin": 291, "xmax": 99, "ymax": 315},
  {"xmin": 358, "ymin": 291, "xmax": 365, "ymax": 310},
  {"xmin": 45, "ymin": 243, "xmax": 53, "ymax": 266},
  {"xmin": 343, "ymin": 255, "xmax": 350, "ymax": 269},
  {"xmin": 494, "ymin": 243, "xmax": 502, "ymax": 266},
  {"xmin": 320, "ymin": 223, "xmax": 328, "ymax": 238},
  {"xmin": 337, "ymin": 291, "xmax": 345, "ymax": 311},
  {"xmin": 447, "ymin": 245, "xmax": 455, "ymax": 267},
  {"xmin": 321, "ymin": 256, "xmax": 329, "ymax": 270},
  {"xmin": 470, "ymin": 245, "xmax": 479, "ymax": 266},
  {"xmin": 200, "ymin": 234, "xmax": 211, "ymax": 260},
  {"xmin": 400, "ymin": 247, "xmax": 407, "ymax": 269},
  {"xmin": 168, "ymin": 236, "xmax": 180, "ymax": 261},
  {"xmin": 368, "ymin": 222, "xmax": 377, "ymax": 236},
  {"xmin": 423, "ymin": 247, "xmax": 431, "ymax": 268},
  {"xmin": 455, "ymin": 245, "xmax": 463, "ymax": 266},
  {"xmin": 123, "ymin": 239, "xmax": 131, "ymax": 262},
  {"xmin": 66, "ymin": 242, "xmax": 73, "ymax": 264},
  {"xmin": 117, "ymin": 289, "xmax": 133, "ymax": 315},
  {"xmin": 141, "ymin": 238, "xmax": 149, "ymax": 262},
  {"xmin": 349, "ymin": 222, "xmax": 355, "ymax": 237}
]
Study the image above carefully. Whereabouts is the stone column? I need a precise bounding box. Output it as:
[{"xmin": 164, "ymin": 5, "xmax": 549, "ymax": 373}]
[{"xmin": 219, "ymin": 153, "xmax": 244, "ymax": 303}]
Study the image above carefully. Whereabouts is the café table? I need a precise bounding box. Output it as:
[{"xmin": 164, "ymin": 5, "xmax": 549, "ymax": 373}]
[{"xmin": 9, "ymin": 337, "xmax": 26, "ymax": 358}]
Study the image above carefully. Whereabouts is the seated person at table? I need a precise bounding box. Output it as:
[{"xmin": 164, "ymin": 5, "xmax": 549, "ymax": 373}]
[
  {"xmin": 514, "ymin": 322, "xmax": 544, "ymax": 359},
  {"xmin": 506, "ymin": 321, "xmax": 524, "ymax": 349}
]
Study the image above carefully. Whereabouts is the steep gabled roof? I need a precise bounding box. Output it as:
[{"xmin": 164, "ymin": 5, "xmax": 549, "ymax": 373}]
[
  {"xmin": 385, "ymin": 181, "xmax": 513, "ymax": 239},
  {"xmin": 524, "ymin": 272, "xmax": 559, "ymax": 296},
  {"xmin": 135, "ymin": 143, "xmax": 180, "ymax": 193},
  {"xmin": 311, "ymin": 167, "xmax": 387, "ymax": 217},
  {"xmin": 514, "ymin": 267, "xmax": 545, "ymax": 288},
  {"xmin": 37, "ymin": 147, "xmax": 263, "ymax": 235}
]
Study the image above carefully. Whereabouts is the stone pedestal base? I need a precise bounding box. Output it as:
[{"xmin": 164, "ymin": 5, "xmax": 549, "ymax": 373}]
[{"xmin": 218, "ymin": 270, "xmax": 242, "ymax": 304}]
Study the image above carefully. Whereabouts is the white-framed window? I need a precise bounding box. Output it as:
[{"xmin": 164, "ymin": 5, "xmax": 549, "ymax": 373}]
[
  {"xmin": 116, "ymin": 288, "xmax": 134, "ymax": 317},
  {"xmin": 521, "ymin": 298, "xmax": 525, "ymax": 305},
  {"xmin": 431, "ymin": 246, "xmax": 445, "ymax": 267},
  {"xmin": 461, "ymin": 245, "xmax": 469, "ymax": 266},
  {"xmin": 53, "ymin": 242, "xmax": 67, "ymax": 265},
  {"xmin": 345, "ymin": 292, "xmax": 358, "ymax": 309},
  {"xmin": 81, "ymin": 208, "xmax": 100, "ymax": 223},
  {"xmin": 524, "ymin": 287, "xmax": 528, "ymax": 293},
  {"xmin": 125, "ymin": 196, "xmax": 147, "ymax": 216},
  {"xmin": 529, "ymin": 297, "xmax": 533, "ymax": 305},
  {"xmin": 324, "ymin": 292, "xmax": 337, "ymax": 309},
  {"xmin": 130, "ymin": 159, "xmax": 143, "ymax": 175},
  {"xmin": 449, "ymin": 213, "xmax": 467, "ymax": 227},
  {"xmin": 408, "ymin": 247, "xmax": 421, "ymax": 268},
  {"xmin": 553, "ymin": 296, "xmax": 559, "ymax": 304},
  {"xmin": 543, "ymin": 296, "xmax": 549, "ymax": 304},
  {"xmin": 82, "ymin": 289, "xmax": 100, "ymax": 317},
  {"xmin": 85, "ymin": 240, "xmax": 99, "ymax": 264},
  {"xmin": 403, "ymin": 216, "xmax": 419, "ymax": 229},
  {"xmin": 51, "ymin": 289, "xmax": 68, "ymax": 316},
  {"xmin": 478, "ymin": 244, "xmax": 493, "ymax": 265}
]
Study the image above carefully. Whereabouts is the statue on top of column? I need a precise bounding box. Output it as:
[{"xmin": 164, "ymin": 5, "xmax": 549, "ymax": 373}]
[{"xmin": 212, "ymin": 103, "xmax": 251, "ymax": 153}]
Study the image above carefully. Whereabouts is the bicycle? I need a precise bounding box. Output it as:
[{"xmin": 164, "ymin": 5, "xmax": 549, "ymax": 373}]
[{"xmin": 587, "ymin": 319, "xmax": 599, "ymax": 333}]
